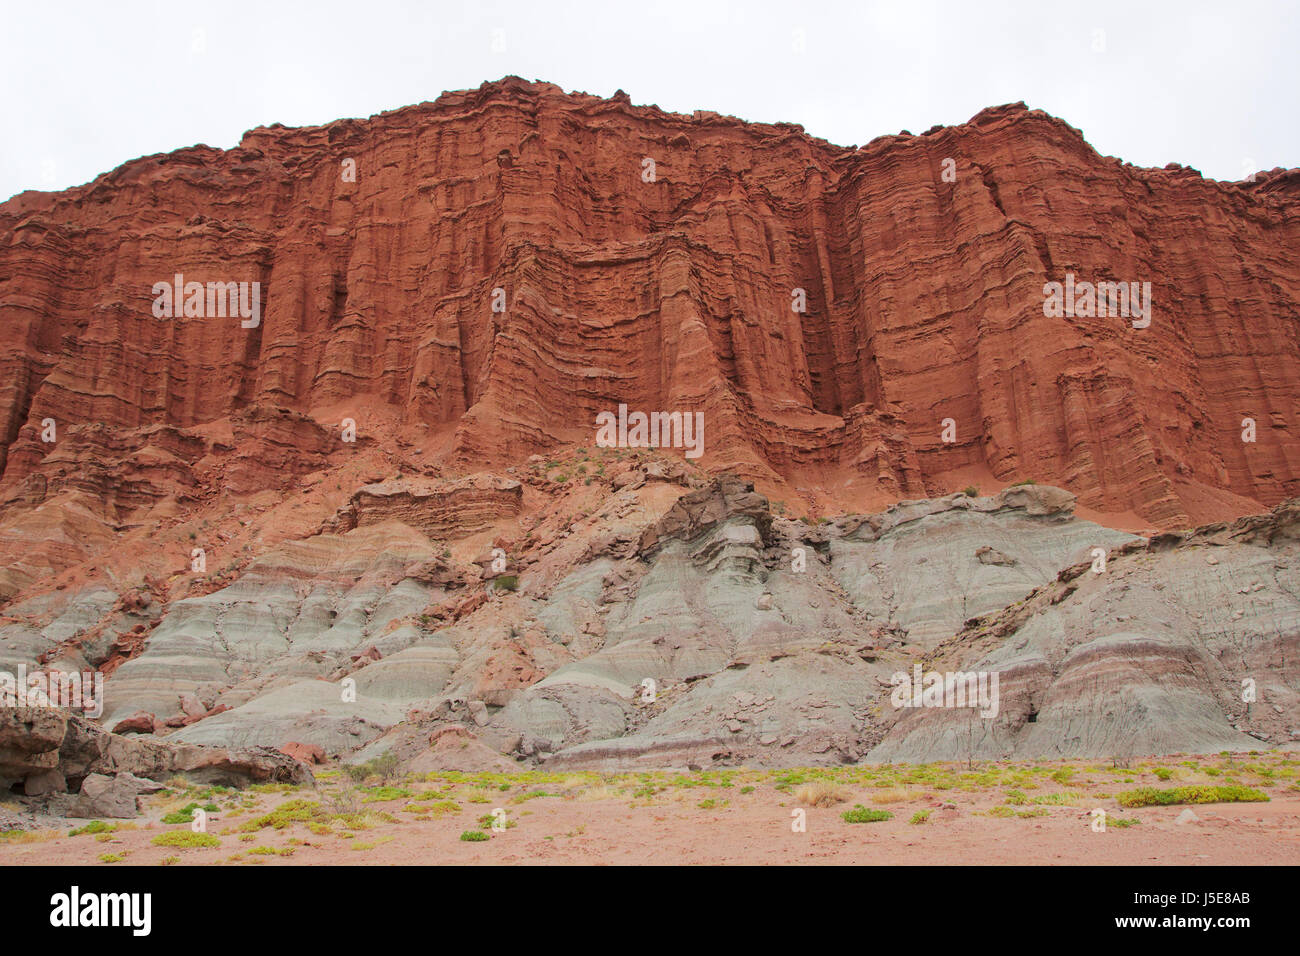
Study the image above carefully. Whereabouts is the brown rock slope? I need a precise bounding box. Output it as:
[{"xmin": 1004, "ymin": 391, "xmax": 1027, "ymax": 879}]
[{"xmin": 1, "ymin": 78, "xmax": 1297, "ymax": 530}]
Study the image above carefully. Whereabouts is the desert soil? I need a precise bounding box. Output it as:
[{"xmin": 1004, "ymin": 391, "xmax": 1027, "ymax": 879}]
[{"xmin": 3, "ymin": 754, "xmax": 1297, "ymax": 866}]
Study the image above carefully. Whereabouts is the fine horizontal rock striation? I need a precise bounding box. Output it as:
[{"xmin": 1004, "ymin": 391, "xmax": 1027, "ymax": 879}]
[
  {"xmin": 1, "ymin": 78, "xmax": 1298, "ymax": 528},
  {"xmin": 872, "ymin": 498, "xmax": 1300, "ymax": 761},
  {"xmin": 331, "ymin": 474, "xmax": 523, "ymax": 539}
]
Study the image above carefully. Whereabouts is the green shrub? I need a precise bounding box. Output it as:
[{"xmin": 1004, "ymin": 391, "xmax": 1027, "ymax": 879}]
[
  {"xmin": 410, "ymin": 799, "xmax": 461, "ymax": 816},
  {"xmin": 962, "ymin": 485, "xmax": 979, "ymax": 497},
  {"xmin": 1115, "ymin": 785, "xmax": 1269, "ymax": 808},
  {"xmin": 842, "ymin": 805, "xmax": 892, "ymax": 824},
  {"xmin": 69, "ymin": 821, "xmax": 115, "ymax": 837},
  {"xmin": 345, "ymin": 751, "xmax": 401, "ymax": 783},
  {"xmin": 909, "ymin": 810, "xmax": 932, "ymax": 825},
  {"xmin": 161, "ymin": 802, "xmax": 218, "ymax": 824},
  {"xmin": 238, "ymin": 799, "xmax": 326, "ymax": 831},
  {"xmin": 361, "ymin": 786, "xmax": 413, "ymax": 802},
  {"xmin": 459, "ymin": 830, "xmax": 490, "ymax": 842},
  {"xmin": 151, "ymin": 831, "xmax": 220, "ymax": 849}
]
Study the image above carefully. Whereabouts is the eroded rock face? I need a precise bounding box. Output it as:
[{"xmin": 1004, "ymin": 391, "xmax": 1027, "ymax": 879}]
[
  {"xmin": 475, "ymin": 481, "xmax": 1143, "ymax": 766},
  {"xmin": 99, "ymin": 522, "xmax": 458, "ymax": 750},
  {"xmin": 0, "ymin": 706, "xmax": 312, "ymax": 796},
  {"xmin": 1, "ymin": 79, "xmax": 1297, "ymax": 529},
  {"xmin": 871, "ymin": 499, "xmax": 1300, "ymax": 760},
  {"xmin": 332, "ymin": 474, "xmax": 523, "ymax": 539},
  {"xmin": 4, "ymin": 465, "xmax": 1299, "ymax": 771}
]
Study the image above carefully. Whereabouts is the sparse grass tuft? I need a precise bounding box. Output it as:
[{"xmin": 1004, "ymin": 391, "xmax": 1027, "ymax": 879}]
[{"xmin": 794, "ymin": 780, "xmax": 849, "ymax": 808}]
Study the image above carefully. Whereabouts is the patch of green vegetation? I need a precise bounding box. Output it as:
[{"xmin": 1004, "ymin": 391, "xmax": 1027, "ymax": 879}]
[
  {"xmin": 1110, "ymin": 818, "xmax": 1141, "ymax": 828},
  {"xmin": 962, "ymin": 485, "xmax": 979, "ymax": 497},
  {"xmin": 494, "ymin": 575, "xmax": 519, "ymax": 591},
  {"xmin": 740, "ymin": 786, "xmax": 755, "ymax": 795},
  {"xmin": 161, "ymin": 802, "xmax": 219, "ymax": 824},
  {"xmin": 985, "ymin": 805, "xmax": 1016, "ymax": 818},
  {"xmin": 1003, "ymin": 789, "xmax": 1028, "ymax": 805},
  {"xmin": 1152, "ymin": 768, "xmax": 1174, "ymax": 781},
  {"xmin": 331, "ymin": 810, "xmax": 397, "ymax": 829},
  {"xmin": 248, "ymin": 845, "xmax": 295, "ymax": 856},
  {"xmin": 239, "ymin": 799, "xmax": 327, "ymax": 831},
  {"xmin": 909, "ymin": 810, "xmax": 932, "ymax": 825},
  {"xmin": 151, "ymin": 831, "xmax": 220, "ymax": 849},
  {"xmin": 1031, "ymin": 791, "xmax": 1085, "ymax": 806},
  {"xmin": 159, "ymin": 856, "xmax": 180, "ymax": 866},
  {"xmin": 98, "ymin": 852, "xmax": 125, "ymax": 863},
  {"xmin": 361, "ymin": 786, "xmax": 413, "ymax": 802},
  {"xmin": 248, "ymin": 782, "xmax": 298, "ymax": 795},
  {"xmin": 508, "ymin": 791, "xmax": 554, "ymax": 805},
  {"xmin": 697, "ymin": 798, "xmax": 728, "ymax": 810},
  {"xmin": 459, "ymin": 830, "xmax": 490, "ymax": 842},
  {"xmin": 344, "ymin": 752, "xmax": 401, "ymax": 784},
  {"xmin": 842, "ymin": 805, "xmax": 893, "ymax": 824},
  {"xmin": 408, "ymin": 799, "xmax": 461, "ymax": 817},
  {"xmin": 69, "ymin": 820, "xmax": 116, "ymax": 837},
  {"xmin": 1116, "ymin": 785, "xmax": 1270, "ymax": 808}
]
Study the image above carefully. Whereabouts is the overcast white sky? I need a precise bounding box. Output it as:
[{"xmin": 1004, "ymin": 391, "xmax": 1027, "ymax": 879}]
[{"xmin": 3, "ymin": 0, "xmax": 1297, "ymax": 201}]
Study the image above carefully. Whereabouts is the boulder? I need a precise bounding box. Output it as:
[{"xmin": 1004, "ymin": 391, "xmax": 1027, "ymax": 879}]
[
  {"xmin": 111, "ymin": 711, "xmax": 157, "ymax": 735},
  {"xmin": 69, "ymin": 773, "xmax": 141, "ymax": 819},
  {"xmin": 280, "ymin": 741, "xmax": 327, "ymax": 765}
]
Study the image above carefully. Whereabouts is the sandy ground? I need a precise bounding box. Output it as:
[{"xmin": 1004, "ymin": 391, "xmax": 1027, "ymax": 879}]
[{"xmin": 4, "ymin": 755, "xmax": 1298, "ymax": 866}]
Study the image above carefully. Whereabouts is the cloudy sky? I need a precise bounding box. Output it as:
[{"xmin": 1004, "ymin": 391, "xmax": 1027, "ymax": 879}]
[{"xmin": 3, "ymin": 0, "xmax": 1296, "ymax": 200}]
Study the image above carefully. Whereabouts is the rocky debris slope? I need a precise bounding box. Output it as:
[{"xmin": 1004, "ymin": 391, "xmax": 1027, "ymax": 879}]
[
  {"xmin": 99, "ymin": 521, "xmax": 463, "ymax": 750},
  {"xmin": 478, "ymin": 480, "xmax": 1138, "ymax": 768},
  {"xmin": 873, "ymin": 499, "xmax": 1300, "ymax": 761},
  {"xmin": 0, "ymin": 706, "xmax": 310, "ymax": 817},
  {"xmin": 1, "ymin": 79, "xmax": 1298, "ymax": 529},
  {"xmin": 3, "ymin": 453, "xmax": 1298, "ymax": 774}
]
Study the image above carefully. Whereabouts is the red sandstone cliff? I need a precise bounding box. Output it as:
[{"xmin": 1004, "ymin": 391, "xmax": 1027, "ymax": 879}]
[{"xmin": 2, "ymin": 77, "xmax": 1298, "ymax": 530}]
